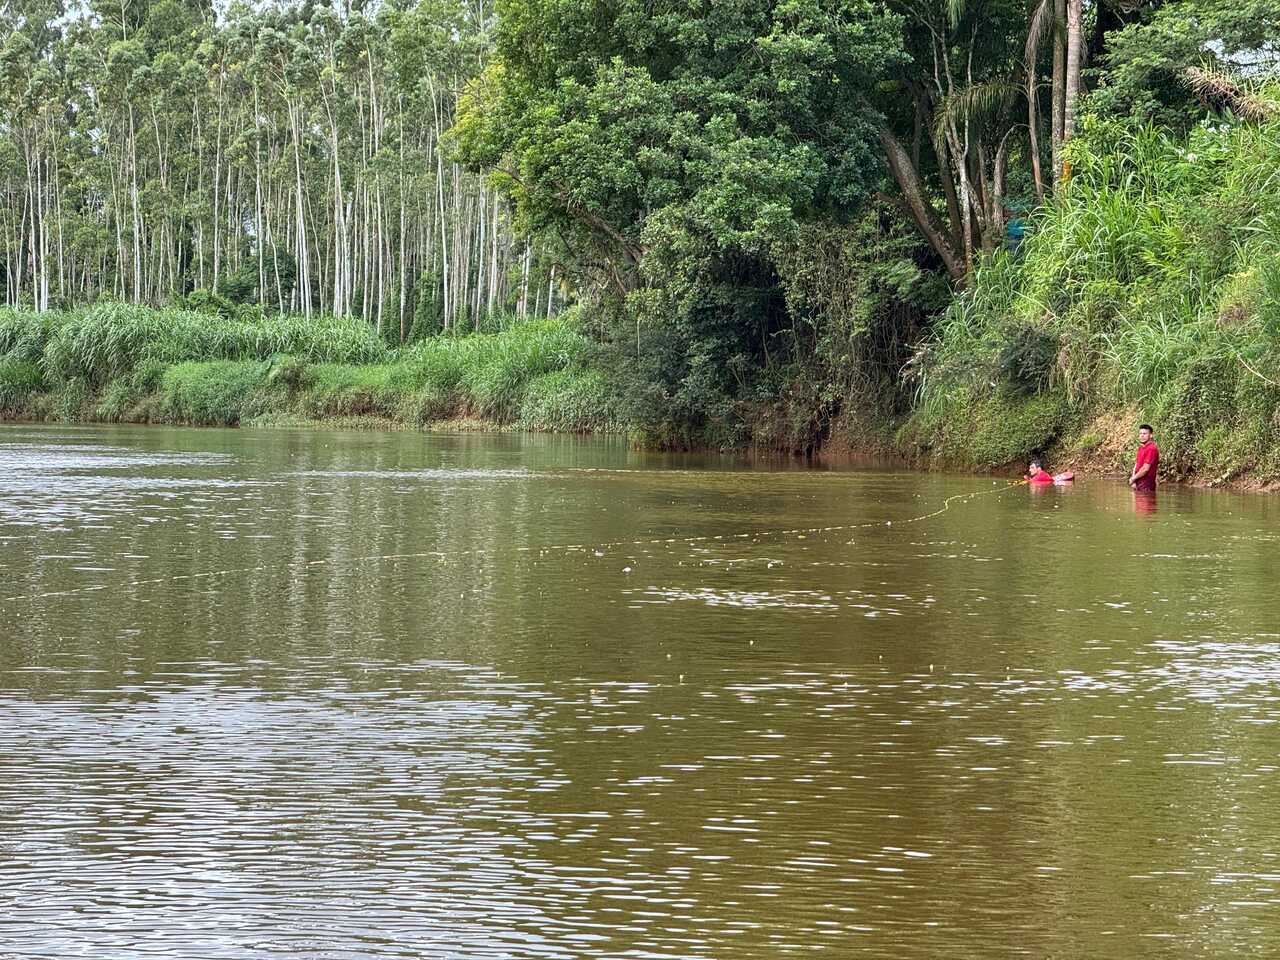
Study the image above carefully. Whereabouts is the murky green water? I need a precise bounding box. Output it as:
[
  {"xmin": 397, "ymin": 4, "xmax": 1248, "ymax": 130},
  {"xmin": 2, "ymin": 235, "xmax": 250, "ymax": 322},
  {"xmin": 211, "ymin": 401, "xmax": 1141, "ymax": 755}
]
[{"xmin": 3, "ymin": 424, "xmax": 1279, "ymax": 958}]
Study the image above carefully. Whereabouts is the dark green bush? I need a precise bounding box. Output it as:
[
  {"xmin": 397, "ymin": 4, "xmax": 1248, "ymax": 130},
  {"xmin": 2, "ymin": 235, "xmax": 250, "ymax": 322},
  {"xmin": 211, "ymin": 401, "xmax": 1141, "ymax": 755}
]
[{"xmin": 995, "ymin": 326, "xmax": 1059, "ymax": 396}]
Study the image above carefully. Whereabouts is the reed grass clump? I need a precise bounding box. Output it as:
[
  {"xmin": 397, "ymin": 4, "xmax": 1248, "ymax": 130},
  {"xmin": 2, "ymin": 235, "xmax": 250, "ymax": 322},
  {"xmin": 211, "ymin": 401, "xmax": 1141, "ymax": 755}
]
[
  {"xmin": 0, "ymin": 357, "xmax": 45, "ymax": 410},
  {"xmin": 519, "ymin": 369, "xmax": 618, "ymax": 433},
  {"xmin": 155, "ymin": 361, "xmax": 272, "ymax": 426},
  {"xmin": 0, "ymin": 306, "xmax": 620, "ymax": 435},
  {"xmin": 35, "ymin": 303, "xmax": 389, "ymax": 387}
]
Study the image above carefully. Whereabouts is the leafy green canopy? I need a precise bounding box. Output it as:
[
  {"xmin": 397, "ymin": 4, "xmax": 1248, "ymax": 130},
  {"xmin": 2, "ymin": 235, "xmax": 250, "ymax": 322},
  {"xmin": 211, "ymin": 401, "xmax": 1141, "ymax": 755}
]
[
  {"xmin": 1094, "ymin": 0, "xmax": 1280, "ymax": 129},
  {"xmin": 456, "ymin": 0, "xmax": 905, "ymax": 443}
]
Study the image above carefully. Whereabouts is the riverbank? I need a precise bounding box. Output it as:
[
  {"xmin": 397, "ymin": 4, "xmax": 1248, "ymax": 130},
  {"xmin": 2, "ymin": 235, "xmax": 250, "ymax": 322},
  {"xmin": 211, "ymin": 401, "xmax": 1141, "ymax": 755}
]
[
  {"xmin": 12, "ymin": 116, "xmax": 1280, "ymax": 495},
  {"xmin": 900, "ymin": 115, "xmax": 1280, "ymax": 490},
  {"xmin": 0, "ymin": 305, "xmax": 621, "ymax": 435},
  {"xmin": 818, "ymin": 416, "xmax": 1278, "ymax": 492},
  {"xmin": 6, "ymin": 184, "xmax": 1280, "ymax": 498}
]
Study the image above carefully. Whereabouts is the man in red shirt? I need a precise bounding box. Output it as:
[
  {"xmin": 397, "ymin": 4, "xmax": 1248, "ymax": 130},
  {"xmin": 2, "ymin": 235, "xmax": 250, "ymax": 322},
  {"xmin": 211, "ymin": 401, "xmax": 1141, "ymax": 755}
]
[
  {"xmin": 1129, "ymin": 424, "xmax": 1159, "ymax": 491},
  {"xmin": 1025, "ymin": 459, "xmax": 1055, "ymax": 484}
]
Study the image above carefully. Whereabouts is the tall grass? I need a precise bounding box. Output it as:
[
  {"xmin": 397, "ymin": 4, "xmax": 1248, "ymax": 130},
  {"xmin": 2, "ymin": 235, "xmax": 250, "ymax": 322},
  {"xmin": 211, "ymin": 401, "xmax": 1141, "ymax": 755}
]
[
  {"xmin": 0, "ymin": 304, "xmax": 619, "ymax": 434},
  {"xmin": 28, "ymin": 303, "xmax": 390, "ymax": 387},
  {"xmin": 911, "ymin": 103, "xmax": 1280, "ymax": 479}
]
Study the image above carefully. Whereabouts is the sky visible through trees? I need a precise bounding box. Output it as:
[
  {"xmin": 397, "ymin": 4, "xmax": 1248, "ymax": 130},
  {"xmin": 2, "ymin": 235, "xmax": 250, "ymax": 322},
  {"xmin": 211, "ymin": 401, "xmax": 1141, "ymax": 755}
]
[{"xmin": 1, "ymin": 0, "xmax": 564, "ymax": 336}]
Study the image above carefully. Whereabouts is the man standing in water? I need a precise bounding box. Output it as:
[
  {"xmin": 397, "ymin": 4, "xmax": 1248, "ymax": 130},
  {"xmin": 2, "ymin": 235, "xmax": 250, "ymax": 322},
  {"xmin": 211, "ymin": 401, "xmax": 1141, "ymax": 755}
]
[{"xmin": 1129, "ymin": 424, "xmax": 1159, "ymax": 491}]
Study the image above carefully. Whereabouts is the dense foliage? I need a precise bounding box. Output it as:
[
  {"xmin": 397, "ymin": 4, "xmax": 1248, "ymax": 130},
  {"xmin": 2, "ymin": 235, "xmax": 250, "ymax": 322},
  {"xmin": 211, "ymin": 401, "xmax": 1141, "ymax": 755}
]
[
  {"xmin": 455, "ymin": 0, "xmax": 925, "ymax": 446},
  {"xmin": 4, "ymin": 0, "xmax": 1280, "ymax": 479},
  {"xmin": 909, "ymin": 102, "xmax": 1280, "ymax": 481},
  {"xmin": 453, "ymin": 0, "xmax": 1279, "ymax": 450},
  {"xmin": 0, "ymin": 304, "xmax": 614, "ymax": 431}
]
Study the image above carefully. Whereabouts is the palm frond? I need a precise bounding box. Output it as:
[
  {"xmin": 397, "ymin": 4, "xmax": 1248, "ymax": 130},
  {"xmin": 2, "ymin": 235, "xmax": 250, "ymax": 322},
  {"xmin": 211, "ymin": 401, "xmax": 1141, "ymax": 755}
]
[
  {"xmin": 1024, "ymin": 0, "xmax": 1055, "ymax": 67},
  {"xmin": 932, "ymin": 79, "xmax": 1023, "ymax": 143},
  {"xmin": 1185, "ymin": 65, "xmax": 1280, "ymax": 122}
]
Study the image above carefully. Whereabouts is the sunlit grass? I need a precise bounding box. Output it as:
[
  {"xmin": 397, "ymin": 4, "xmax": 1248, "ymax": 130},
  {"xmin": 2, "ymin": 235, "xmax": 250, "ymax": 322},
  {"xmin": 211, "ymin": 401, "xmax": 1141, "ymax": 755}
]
[{"xmin": 0, "ymin": 306, "xmax": 619, "ymax": 434}]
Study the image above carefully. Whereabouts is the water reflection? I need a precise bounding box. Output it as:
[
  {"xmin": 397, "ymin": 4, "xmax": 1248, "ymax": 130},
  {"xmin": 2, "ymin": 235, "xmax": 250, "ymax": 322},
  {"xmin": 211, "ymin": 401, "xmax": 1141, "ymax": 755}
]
[
  {"xmin": 1134, "ymin": 491, "xmax": 1159, "ymax": 515},
  {"xmin": 1, "ymin": 425, "xmax": 1279, "ymax": 958}
]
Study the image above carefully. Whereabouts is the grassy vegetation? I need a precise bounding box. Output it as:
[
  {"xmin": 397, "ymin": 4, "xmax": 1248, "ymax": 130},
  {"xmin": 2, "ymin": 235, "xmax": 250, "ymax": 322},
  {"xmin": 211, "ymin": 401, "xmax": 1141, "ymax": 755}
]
[
  {"xmin": 8, "ymin": 112, "xmax": 1280, "ymax": 483},
  {"xmin": 0, "ymin": 303, "xmax": 619, "ymax": 434},
  {"xmin": 904, "ymin": 108, "xmax": 1280, "ymax": 484}
]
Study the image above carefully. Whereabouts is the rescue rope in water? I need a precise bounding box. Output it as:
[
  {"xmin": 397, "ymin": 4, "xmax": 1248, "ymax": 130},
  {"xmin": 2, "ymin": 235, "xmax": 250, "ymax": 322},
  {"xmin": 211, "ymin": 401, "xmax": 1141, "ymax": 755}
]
[{"xmin": 2, "ymin": 478, "xmax": 1026, "ymax": 604}]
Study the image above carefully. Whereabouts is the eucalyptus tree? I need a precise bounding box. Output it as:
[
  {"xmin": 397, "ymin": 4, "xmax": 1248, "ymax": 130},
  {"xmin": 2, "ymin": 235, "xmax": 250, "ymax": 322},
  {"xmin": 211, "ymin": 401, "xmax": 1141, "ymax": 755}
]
[
  {"xmin": 0, "ymin": 0, "xmax": 542, "ymax": 333},
  {"xmin": 1, "ymin": 0, "xmax": 68, "ymax": 309}
]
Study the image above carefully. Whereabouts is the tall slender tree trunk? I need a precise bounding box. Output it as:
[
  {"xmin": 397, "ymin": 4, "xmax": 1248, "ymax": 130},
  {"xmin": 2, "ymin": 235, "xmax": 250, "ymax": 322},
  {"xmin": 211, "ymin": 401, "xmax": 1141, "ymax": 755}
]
[
  {"xmin": 487, "ymin": 191, "xmax": 499, "ymax": 314},
  {"xmin": 1051, "ymin": 0, "xmax": 1067, "ymax": 180},
  {"xmin": 213, "ymin": 84, "xmax": 224, "ymax": 292},
  {"xmin": 518, "ymin": 241, "xmax": 530, "ymax": 318},
  {"xmin": 1062, "ymin": 0, "xmax": 1084, "ymax": 177},
  {"xmin": 289, "ymin": 100, "xmax": 311, "ymax": 317}
]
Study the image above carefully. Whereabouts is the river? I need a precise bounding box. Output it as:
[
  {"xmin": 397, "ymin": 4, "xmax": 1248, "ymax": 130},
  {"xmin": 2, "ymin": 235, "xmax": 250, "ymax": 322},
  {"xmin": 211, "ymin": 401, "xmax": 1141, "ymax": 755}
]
[{"xmin": 2, "ymin": 424, "xmax": 1279, "ymax": 958}]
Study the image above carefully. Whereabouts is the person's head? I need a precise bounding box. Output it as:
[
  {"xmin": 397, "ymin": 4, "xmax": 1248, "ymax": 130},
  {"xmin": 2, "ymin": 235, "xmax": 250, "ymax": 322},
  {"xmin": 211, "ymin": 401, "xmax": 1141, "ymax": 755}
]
[
  {"xmin": 1029, "ymin": 458, "xmax": 1044, "ymax": 474},
  {"xmin": 1138, "ymin": 423, "xmax": 1154, "ymax": 444}
]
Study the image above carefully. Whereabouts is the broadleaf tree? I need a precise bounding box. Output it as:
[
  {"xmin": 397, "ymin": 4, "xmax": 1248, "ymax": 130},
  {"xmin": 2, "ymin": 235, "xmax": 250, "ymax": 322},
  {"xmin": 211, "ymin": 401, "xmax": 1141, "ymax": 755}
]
[{"xmin": 455, "ymin": 0, "xmax": 907, "ymax": 442}]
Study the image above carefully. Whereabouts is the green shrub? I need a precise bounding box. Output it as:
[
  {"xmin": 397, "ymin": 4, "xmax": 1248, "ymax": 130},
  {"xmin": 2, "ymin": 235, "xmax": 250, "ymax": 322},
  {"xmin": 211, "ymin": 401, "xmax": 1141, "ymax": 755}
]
[
  {"xmin": 909, "ymin": 387, "xmax": 1074, "ymax": 467},
  {"xmin": 458, "ymin": 320, "xmax": 590, "ymax": 419},
  {"xmin": 1074, "ymin": 430, "xmax": 1104, "ymax": 452},
  {"xmin": 995, "ymin": 326, "xmax": 1058, "ymax": 395},
  {"xmin": 296, "ymin": 363, "xmax": 400, "ymax": 420},
  {"xmin": 968, "ymin": 390, "xmax": 1074, "ymax": 466},
  {"xmin": 0, "ymin": 309, "xmax": 67, "ymax": 363},
  {"xmin": 409, "ymin": 271, "xmax": 444, "ymax": 340},
  {"xmin": 176, "ymin": 288, "xmax": 239, "ymax": 319},
  {"xmin": 130, "ymin": 357, "xmax": 167, "ymax": 393},
  {"xmin": 519, "ymin": 369, "xmax": 618, "ymax": 432},
  {"xmin": 267, "ymin": 355, "xmax": 310, "ymax": 391},
  {"xmin": 1161, "ymin": 353, "xmax": 1240, "ymax": 476},
  {"xmin": 54, "ymin": 376, "xmax": 89, "ymax": 421},
  {"xmin": 399, "ymin": 342, "xmax": 467, "ymax": 404},
  {"xmin": 397, "ymin": 385, "xmax": 458, "ymax": 424},
  {"xmin": 157, "ymin": 360, "xmax": 270, "ymax": 426},
  {"xmin": 0, "ymin": 357, "xmax": 46, "ymax": 410},
  {"xmin": 94, "ymin": 380, "xmax": 139, "ymax": 422}
]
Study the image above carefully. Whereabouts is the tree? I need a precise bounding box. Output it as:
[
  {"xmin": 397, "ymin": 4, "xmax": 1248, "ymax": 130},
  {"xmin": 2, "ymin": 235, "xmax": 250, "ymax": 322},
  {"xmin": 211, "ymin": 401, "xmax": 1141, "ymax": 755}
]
[
  {"xmin": 873, "ymin": 0, "xmax": 1029, "ymax": 279},
  {"xmin": 0, "ymin": 0, "xmax": 543, "ymax": 334},
  {"xmin": 455, "ymin": 0, "xmax": 905, "ymax": 439}
]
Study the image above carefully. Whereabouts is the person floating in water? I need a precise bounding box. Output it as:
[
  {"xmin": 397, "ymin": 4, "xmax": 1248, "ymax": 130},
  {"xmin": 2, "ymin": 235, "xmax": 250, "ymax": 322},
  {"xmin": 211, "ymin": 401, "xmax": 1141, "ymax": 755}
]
[
  {"xmin": 1025, "ymin": 459, "xmax": 1074, "ymax": 485},
  {"xmin": 1025, "ymin": 459, "xmax": 1054, "ymax": 484},
  {"xmin": 1129, "ymin": 424, "xmax": 1159, "ymax": 491}
]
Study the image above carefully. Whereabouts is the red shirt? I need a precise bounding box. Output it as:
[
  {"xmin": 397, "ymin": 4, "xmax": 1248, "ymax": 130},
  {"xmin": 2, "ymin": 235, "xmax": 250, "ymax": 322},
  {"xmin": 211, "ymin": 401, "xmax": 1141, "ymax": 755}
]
[
  {"xmin": 1026, "ymin": 470, "xmax": 1054, "ymax": 484},
  {"xmin": 1133, "ymin": 441, "xmax": 1159, "ymax": 491}
]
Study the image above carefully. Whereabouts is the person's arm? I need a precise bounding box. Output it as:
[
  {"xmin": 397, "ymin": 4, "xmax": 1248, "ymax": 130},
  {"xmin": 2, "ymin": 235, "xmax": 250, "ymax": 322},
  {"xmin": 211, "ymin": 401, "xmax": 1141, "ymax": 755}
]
[{"xmin": 1130, "ymin": 461, "xmax": 1151, "ymax": 485}]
